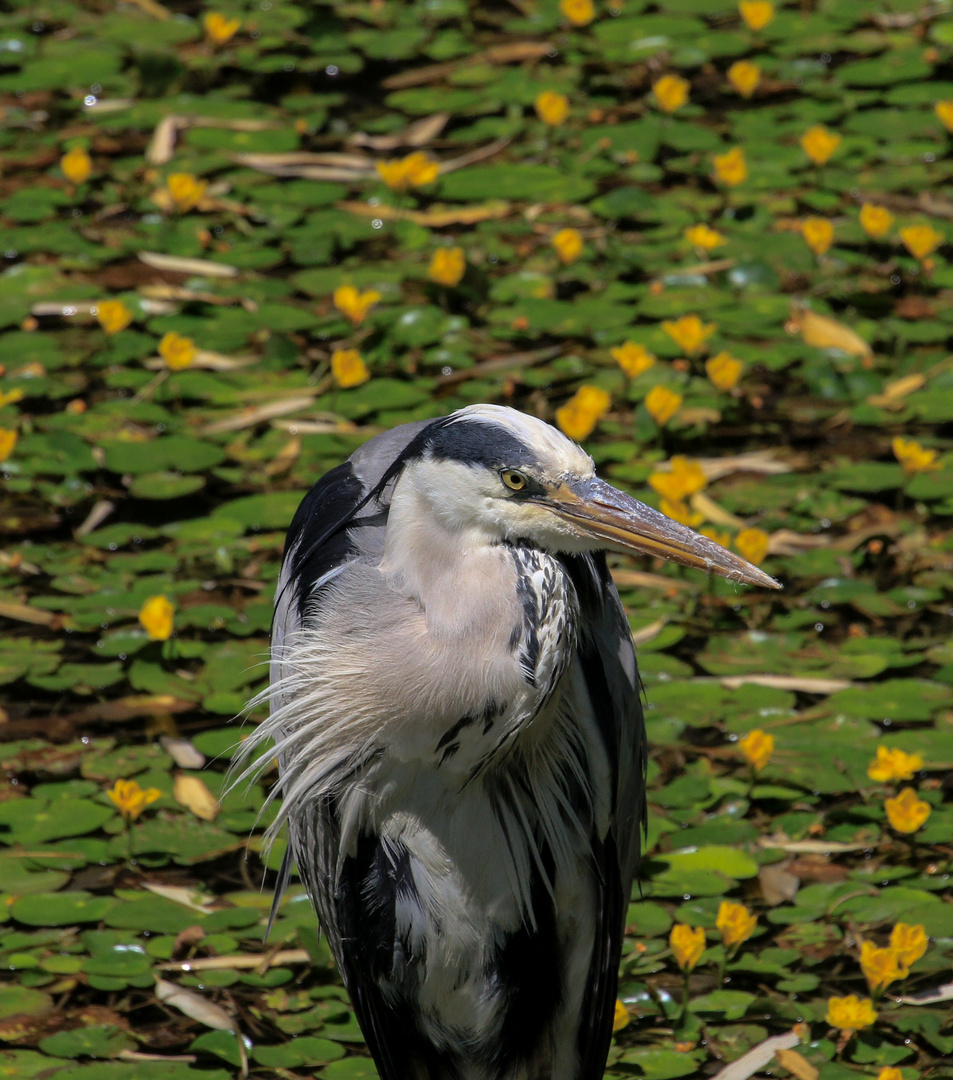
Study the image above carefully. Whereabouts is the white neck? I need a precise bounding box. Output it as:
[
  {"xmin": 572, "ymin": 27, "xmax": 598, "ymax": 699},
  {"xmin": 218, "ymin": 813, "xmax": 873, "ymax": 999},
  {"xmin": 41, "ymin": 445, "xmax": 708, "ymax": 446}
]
[{"xmin": 380, "ymin": 461, "xmax": 516, "ymax": 640}]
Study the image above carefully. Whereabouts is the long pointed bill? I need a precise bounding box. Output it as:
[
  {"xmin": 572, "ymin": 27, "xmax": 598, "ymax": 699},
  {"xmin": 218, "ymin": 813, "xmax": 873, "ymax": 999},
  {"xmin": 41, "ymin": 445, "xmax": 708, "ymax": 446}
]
[{"xmin": 544, "ymin": 477, "xmax": 781, "ymax": 590}]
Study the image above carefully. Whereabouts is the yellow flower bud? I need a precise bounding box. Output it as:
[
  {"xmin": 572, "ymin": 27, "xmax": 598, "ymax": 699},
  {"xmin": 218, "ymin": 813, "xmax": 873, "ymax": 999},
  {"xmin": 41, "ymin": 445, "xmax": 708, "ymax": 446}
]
[
  {"xmin": 669, "ymin": 924, "xmax": 705, "ymax": 972},
  {"xmin": 61, "ymin": 146, "xmax": 92, "ymax": 185},
  {"xmin": 716, "ymin": 900, "xmax": 757, "ymax": 948}
]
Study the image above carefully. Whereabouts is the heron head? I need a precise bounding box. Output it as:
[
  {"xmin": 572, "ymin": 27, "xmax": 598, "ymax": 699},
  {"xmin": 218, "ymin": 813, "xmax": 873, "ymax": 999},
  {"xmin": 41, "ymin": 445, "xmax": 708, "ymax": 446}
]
[{"xmin": 391, "ymin": 404, "xmax": 779, "ymax": 590}]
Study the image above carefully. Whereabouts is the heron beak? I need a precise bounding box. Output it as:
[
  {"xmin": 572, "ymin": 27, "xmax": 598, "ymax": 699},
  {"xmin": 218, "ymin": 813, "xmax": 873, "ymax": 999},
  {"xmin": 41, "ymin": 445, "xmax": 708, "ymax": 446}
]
[{"xmin": 544, "ymin": 477, "xmax": 781, "ymax": 589}]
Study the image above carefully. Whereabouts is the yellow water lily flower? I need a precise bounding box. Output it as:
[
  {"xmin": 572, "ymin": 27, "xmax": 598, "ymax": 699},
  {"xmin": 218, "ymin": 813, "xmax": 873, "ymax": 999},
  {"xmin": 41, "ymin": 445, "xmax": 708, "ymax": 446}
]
[
  {"xmin": 535, "ymin": 91, "xmax": 570, "ymax": 126},
  {"xmin": 884, "ymin": 787, "xmax": 930, "ymax": 834},
  {"xmin": 860, "ymin": 940, "xmax": 907, "ymax": 993},
  {"xmin": 0, "ymin": 428, "xmax": 18, "ymax": 463},
  {"xmin": 611, "ymin": 342, "xmax": 656, "ymax": 378},
  {"xmin": 139, "ymin": 595, "xmax": 175, "ymax": 640},
  {"xmin": 706, "ymin": 352, "xmax": 743, "ymax": 392},
  {"xmin": 158, "ymin": 331, "xmax": 197, "ymax": 371},
  {"xmin": 934, "ymin": 100, "xmax": 953, "ymax": 133},
  {"xmin": 859, "ymin": 203, "xmax": 893, "ymax": 239},
  {"xmin": 376, "ymin": 151, "xmax": 440, "ymax": 191},
  {"xmin": 333, "ymin": 285, "xmax": 381, "ymax": 325},
  {"xmin": 107, "ymin": 778, "xmax": 162, "ymax": 824},
  {"xmin": 727, "ymin": 60, "xmax": 760, "ymax": 98},
  {"xmin": 428, "ymin": 247, "xmax": 466, "ymax": 287},
  {"xmin": 661, "ymin": 314, "xmax": 716, "ymax": 355},
  {"xmin": 649, "ymin": 457, "xmax": 706, "ymax": 502},
  {"xmin": 735, "ymin": 527, "xmax": 770, "ymax": 566},
  {"xmin": 653, "ymin": 74, "xmax": 690, "ymax": 114},
  {"xmin": 867, "ymin": 745, "xmax": 924, "ymax": 782},
  {"xmin": 801, "ymin": 217, "xmax": 834, "ymax": 256},
  {"xmin": 892, "ymin": 436, "xmax": 939, "ymax": 475},
  {"xmin": 684, "ymin": 224, "xmax": 726, "ymax": 251},
  {"xmin": 203, "ymin": 12, "xmax": 241, "ymax": 45},
  {"xmin": 669, "ymin": 924, "xmax": 705, "ymax": 972},
  {"xmin": 552, "ymin": 228, "xmax": 584, "ymax": 265},
  {"xmin": 560, "ymin": 0, "xmax": 596, "ymax": 26},
  {"xmin": 716, "ymin": 900, "xmax": 757, "ymax": 948},
  {"xmin": 825, "ymin": 995, "xmax": 877, "ymax": 1032},
  {"xmin": 555, "ymin": 385, "xmax": 610, "ymax": 442},
  {"xmin": 900, "ymin": 224, "xmax": 943, "ymax": 260},
  {"xmin": 61, "ymin": 146, "xmax": 92, "ymax": 185},
  {"xmin": 644, "ymin": 386, "xmax": 682, "ymax": 426},
  {"xmin": 738, "ymin": 727, "xmax": 773, "ymax": 770},
  {"xmin": 712, "ymin": 146, "xmax": 747, "ymax": 186},
  {"xmin": 166, "ymin": 172, "xmax": 207, "ymax": 212},
  {"xmin": 331, "ymin": 348, "xmax": 370, "ymax": 389},
  {"xmin": 738, "ymin": 0, "xmax": 774, "ymax": 31},
  {"xmin": 889, "ymin": 923, "xmax": 927, "ymax": 968},
  {"xmin": 800, "ymin": 125, "xmax": 841, "ymax": 166},
  {"xmin": 96, "ymin": 300, "xmax": 134, "ymax": 336}
]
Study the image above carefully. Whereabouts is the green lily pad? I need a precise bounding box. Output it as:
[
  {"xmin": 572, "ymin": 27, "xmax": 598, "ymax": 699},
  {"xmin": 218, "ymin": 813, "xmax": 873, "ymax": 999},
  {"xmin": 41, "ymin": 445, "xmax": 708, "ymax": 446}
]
[
  {"xmin": 10, "ymin": 891, "xmax": 116, "ymax": 926},
  {"xmin": 0, "ymin": 985, "xmax": 54, "ymax": 1020},
  {"xmin": 40, "ymin": 1025, "xmax": 137, "ymax": 1059}
]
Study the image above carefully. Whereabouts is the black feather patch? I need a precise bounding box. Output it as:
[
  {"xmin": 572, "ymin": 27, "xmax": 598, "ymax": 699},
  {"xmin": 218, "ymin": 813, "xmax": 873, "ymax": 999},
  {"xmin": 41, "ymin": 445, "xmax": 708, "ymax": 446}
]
[
  {"xmin": 484, "ymin": 842, "xmax": 561, "ymax": 1073},
  {"xmin": 335, "ymin": 833, "xmax": 463, "ymax": 1080},
  {"xmin": 282, "ymin": 461, "xmax": 365, "ymax": 621}
]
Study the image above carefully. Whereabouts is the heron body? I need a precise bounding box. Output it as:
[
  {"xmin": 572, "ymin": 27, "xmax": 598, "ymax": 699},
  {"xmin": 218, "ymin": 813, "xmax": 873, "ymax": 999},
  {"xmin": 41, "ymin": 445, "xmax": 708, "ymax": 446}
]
[{"xmin": 238, "ymin": 405, "xmax": 777, "ymax": 1080}]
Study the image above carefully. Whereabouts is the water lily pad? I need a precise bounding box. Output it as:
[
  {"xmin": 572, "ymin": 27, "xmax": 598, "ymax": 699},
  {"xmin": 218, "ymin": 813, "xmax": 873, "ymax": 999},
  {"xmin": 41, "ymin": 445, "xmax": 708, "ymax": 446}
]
[
  {"xmin": 40, "ymin": 1025, "xmax": 137, "ymax": 1059},
  {"xmin": 11, "ymin": 892, "xmax": 116, "ymax": 927},
  {"xmin": 0, "ymin": 985, "xmax": 53, "ymax": 1020}
]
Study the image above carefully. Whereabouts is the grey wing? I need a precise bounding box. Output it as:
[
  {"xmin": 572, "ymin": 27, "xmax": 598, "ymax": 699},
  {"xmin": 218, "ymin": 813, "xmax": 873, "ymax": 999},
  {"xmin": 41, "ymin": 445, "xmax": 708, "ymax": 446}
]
[
  {"xmin": 562, "ymin": 552, "xmax": 646, "ymax": 1079},
  {"xmin": 259, "ymin": 420, "xmax": 443, "ymax": 1079},
  {"xmin": 266, "ymin": 417, "xmax": 439, "ymax": 894}
]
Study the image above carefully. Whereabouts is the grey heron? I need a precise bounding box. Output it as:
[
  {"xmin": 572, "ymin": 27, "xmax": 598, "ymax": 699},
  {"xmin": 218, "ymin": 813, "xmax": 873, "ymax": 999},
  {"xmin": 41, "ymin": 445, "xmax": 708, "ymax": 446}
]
[{"xmin": 236, "ymin": 404, "xmax": 778, "ymax": 1080}]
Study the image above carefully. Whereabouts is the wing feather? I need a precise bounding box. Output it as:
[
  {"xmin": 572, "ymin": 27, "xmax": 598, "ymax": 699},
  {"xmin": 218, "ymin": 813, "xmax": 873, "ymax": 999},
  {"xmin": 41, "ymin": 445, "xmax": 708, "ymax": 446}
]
[{"xmin": 561, "ymin": 552, "xmax": 646, "ymax": 1079}]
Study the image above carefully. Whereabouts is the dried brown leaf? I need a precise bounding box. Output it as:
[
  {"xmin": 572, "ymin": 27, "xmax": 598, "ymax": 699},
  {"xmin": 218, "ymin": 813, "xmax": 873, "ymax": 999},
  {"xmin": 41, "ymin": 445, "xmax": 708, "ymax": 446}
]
[
  {"xmin": 793, "ymin": 308, "xmax": 872, "ymax": 358},
  {"xmin": 775, "ymin": 1047, "xmax": 819, "ymax": 1080},
  {"xmin": 173, "ymin": 774, "xmax": 220, "ymax": 821}
]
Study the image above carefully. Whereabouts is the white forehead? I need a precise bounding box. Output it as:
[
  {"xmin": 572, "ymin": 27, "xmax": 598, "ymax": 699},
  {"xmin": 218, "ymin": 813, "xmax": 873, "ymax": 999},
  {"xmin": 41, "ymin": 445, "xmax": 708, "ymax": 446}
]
[{"xmin": 450, "ymin": 404, "xmax": 595, "ymax": 477}]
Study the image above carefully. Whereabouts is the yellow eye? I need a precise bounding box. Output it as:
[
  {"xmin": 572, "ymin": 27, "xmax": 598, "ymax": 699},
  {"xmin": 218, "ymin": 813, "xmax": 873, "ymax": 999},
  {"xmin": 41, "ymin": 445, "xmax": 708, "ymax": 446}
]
[{"xmin": 501, "ymin": 470, "xmax": 528, "ymax": 492}]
